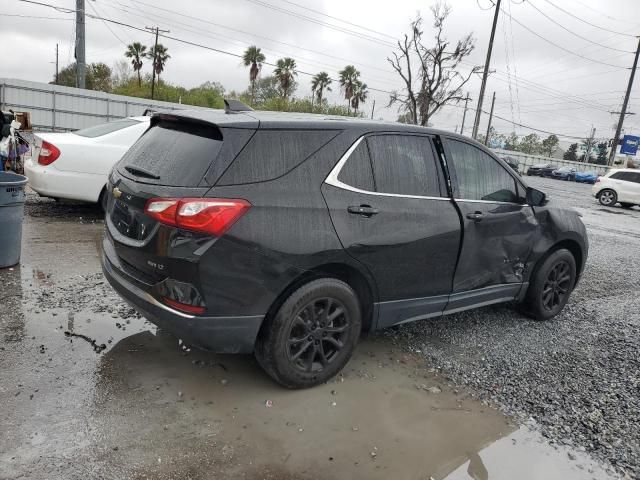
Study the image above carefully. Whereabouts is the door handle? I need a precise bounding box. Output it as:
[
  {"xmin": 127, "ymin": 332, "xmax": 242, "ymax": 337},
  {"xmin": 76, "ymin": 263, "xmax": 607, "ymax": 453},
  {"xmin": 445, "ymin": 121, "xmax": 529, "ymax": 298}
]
[
  {"xmin": 466, "ymin": 211, "xmax": 484, "ymax": 222},
  {"xmin": 348, "ymin": 205, "xmax": 379, "ymax": 217}
]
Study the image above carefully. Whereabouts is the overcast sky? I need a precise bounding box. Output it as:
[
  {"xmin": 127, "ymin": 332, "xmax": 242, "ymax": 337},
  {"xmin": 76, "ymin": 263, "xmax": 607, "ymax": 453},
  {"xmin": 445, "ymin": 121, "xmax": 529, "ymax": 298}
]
[{"xmin": 3, "ymin": 0, "xmax": 640, "ymax": 144}]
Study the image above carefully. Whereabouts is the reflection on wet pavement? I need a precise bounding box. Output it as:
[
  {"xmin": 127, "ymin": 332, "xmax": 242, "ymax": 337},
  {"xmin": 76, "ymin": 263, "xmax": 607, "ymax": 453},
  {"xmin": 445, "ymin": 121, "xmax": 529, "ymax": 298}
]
[{"xmin": 0, "ymin": 199, "xmax": 617, "ymax": 479}]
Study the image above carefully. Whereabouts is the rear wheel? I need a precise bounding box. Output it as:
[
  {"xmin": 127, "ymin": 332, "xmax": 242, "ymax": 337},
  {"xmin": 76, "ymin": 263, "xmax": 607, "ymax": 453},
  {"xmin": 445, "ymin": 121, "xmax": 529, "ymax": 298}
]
[
  {"xmin": 255, "ymin": 278, "xmax": 361, "ymax": 389},
  {"xmin": 597, "ymin": 189, "xmax": 617, "ymax": 207},
  {"xmin": 620, "ymin": 203, "xmax": 634, "ymax": 209},
  {"xmin": 522, "ymin": 248, "xmax": 576, "ymax": 321}
]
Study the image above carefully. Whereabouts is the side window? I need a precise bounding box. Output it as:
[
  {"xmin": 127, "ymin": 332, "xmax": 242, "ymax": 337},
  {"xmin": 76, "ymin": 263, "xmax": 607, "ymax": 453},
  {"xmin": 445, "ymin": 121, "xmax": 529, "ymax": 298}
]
[
  {"xmin": 366, "ymin": 135, "xmax": 441, "ymax": 197},
  {"xmin": 610, "ymin": 172, "xmax": 626, "ymax": 180},
  {"xmin": 337, "ymin": 140, "xmax": 375, "ymax": 191},
  {"xmin": 630, "ymin": 172, "xmax": 640, "ymax": 184},
  {"xmin": 447, "ymin": 139, "xmax": 518, "ymax": 203}
]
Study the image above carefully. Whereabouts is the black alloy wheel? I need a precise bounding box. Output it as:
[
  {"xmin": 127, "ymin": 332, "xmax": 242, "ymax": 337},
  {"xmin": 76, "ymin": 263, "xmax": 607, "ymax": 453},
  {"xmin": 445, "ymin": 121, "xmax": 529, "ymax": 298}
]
[
  {"xmin": 255, "ymin": 278, "xmax": 361, "ymax": 388},
  {"xmin": 287, "ymin": 298, "xmax": 349, "ymax": 373},
  {"xmin": 541, "ymin": 260, "xmax": 572, "ymax": 311},
  {"xmin": 522, "ymin": 248, "xmax": 576, "ymax": 321}
]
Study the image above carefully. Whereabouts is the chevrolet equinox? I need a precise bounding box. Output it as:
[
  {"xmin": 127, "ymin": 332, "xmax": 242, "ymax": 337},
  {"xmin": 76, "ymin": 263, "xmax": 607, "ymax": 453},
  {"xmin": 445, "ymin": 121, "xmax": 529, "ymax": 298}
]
[{"xmin": 102, "ymin": 103, "xmax": 588, "ymax": 388}]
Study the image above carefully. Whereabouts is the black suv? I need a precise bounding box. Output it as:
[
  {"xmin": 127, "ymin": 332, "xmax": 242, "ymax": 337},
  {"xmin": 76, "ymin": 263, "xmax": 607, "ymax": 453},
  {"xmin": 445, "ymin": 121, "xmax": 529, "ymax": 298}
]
[{"xmin": 102, "ymin": 106, "xmax": 588, "ymax": 388}]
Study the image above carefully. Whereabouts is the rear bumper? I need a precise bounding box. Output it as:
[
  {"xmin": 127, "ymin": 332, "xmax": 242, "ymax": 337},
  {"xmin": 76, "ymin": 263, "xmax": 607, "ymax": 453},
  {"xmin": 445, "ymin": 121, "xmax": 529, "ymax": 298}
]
[
  {"xmin": 25, "ymin": 159, "xmax": 104, "ymax": 203},
  {"xmin": 101, "ymin": 242, "xmax": 263, "ymax": 354}
]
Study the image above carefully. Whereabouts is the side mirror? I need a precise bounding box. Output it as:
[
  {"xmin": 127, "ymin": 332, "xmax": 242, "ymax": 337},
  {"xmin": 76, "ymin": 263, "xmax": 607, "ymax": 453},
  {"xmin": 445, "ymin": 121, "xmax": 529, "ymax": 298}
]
[{"xmin": 526, "ymin": 187, "xmax": 547, "ymax": 207}]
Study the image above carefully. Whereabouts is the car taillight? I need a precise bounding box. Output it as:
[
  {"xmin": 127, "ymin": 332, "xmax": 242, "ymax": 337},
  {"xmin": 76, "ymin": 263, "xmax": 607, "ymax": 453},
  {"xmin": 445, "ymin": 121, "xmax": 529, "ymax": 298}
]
[
  {"xmin": 596, "ymin": 177, "xmax": 601, "ymax": 183},
  {"xmin": 162, "ymin": 297, "xmax": 205, "ymax": 315},
  {"xmin": 37, "ymin": 141, "xmax": 61, "ymax": 166},
  {"xmin": 144, "ymin": 198, "xmax": 251, "ymax": 236}
]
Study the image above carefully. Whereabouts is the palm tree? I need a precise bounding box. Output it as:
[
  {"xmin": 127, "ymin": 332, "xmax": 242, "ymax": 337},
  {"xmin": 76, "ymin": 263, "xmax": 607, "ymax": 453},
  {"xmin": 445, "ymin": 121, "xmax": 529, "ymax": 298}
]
[
  {"xmin": 311, "ymin": 72, "xmax": 332, "ymax": 112},
  {"xmin": 350, "ymin": 81, "xmax": 368, "ymax": 114},
  {"xmin": 338, "ymin": 65, "xmax": 360, "ymax": 114},
  {"xmin": 273, "ymin": 57, "xmax": 297, "ymax": 101},
  {"xmin": 124, "ymin": 42, "xmax": 147, "ymax": 87},
  {"xmin": 243, "ymin": 46, "xmax": 266, "ymax": 105},
  {"xmin": 146, "ymin": 44, "xmax": 170, "ymax": 85}
]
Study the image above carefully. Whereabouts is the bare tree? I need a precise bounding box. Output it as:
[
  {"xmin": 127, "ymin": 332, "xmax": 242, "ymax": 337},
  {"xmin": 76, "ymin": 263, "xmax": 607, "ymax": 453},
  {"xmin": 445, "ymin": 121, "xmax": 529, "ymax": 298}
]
[{"xmin": 388, "ymin": 3, "xmax": 479, "ymax": 126}]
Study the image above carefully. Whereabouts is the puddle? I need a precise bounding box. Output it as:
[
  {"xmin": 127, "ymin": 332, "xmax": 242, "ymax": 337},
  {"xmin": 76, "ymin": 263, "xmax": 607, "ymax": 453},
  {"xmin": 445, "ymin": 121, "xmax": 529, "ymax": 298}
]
[{"xmin": 0, "ymin": 200, "xmax": 619, "ymax": 479}]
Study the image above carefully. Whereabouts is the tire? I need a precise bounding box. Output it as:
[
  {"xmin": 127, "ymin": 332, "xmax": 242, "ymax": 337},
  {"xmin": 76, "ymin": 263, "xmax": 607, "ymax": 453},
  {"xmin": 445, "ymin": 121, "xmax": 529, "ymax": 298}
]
[
  {"xmin": 522, "ymin": 248, "xmax": 576, "ymax": 321},
  {"xmin": 620, "ymin": 203, "xmax": 634, "ymax": 209},
  {"xmin": 255, "ymin": 278, "xmax": 361, "ymax": 389},
  {"xmin": 597, "ymin": 189, "xmax": 617, "ymax": 207}
]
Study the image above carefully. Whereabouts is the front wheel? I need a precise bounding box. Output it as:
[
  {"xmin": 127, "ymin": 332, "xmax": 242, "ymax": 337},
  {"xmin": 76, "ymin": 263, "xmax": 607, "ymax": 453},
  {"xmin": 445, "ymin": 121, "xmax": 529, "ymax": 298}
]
[
  {"xmin": 255, "ymin": 278, "xmax": 361, "ymax": 389},
  {"xmin": 597, "ymin": 189, "xmax": 617, "ymax": 207},
  {"xmin": 522, "ymin": 249, "xmax": 576, "ymax": 321}
]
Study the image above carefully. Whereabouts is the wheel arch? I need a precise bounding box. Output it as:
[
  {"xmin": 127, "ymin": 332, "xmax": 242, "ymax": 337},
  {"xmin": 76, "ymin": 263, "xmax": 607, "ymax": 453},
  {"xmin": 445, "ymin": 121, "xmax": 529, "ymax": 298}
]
[
  {"xmin": 530, "ymin": 239, "xmax": 585, "ymax": 288},
  {"xmin": 259, "ymin": 262, "xmax": 378, "ymax": 340}
]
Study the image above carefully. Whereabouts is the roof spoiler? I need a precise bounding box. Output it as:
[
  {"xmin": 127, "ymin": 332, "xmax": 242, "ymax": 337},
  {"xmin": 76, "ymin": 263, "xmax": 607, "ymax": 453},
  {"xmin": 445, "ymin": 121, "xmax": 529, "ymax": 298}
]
[{"xmin": 224, "ymin": 99, "xmax": 253, "ymax": 114}]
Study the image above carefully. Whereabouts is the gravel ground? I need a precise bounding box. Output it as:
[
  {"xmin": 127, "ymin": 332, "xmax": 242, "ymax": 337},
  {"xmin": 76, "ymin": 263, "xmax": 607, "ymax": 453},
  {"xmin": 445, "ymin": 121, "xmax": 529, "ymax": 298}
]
[{"xmin": 383, "ymin": 177, "xmax": 640, "ymax": 478}]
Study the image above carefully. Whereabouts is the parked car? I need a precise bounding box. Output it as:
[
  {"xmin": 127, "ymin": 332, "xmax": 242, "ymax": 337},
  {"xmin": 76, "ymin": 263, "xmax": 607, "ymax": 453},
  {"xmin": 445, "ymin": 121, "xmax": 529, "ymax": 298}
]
[
  {"xmin": 502, "ymin": 156, "xmax": 520, "ymax": 174},
  {"xmin": 527, "ymin": 163, "xmax": 556, "ymax": 176},
  {"xmin": 25, "ymin": 116, "xmax": 150, "ymax": 209},
  {"xmin": 574, "ymin": 171, "xmax": 598, "ymax": 184},
  {"xmin": 102, "ymin": 107, "xmax": 588, "ymax": 388},
  {"xmin": 551, "ymin": 166, "xmax": 577, "ymax": 181},
  {"xmin": 593, "ymin": 168, "xmax": 640, "ymax": 208}
]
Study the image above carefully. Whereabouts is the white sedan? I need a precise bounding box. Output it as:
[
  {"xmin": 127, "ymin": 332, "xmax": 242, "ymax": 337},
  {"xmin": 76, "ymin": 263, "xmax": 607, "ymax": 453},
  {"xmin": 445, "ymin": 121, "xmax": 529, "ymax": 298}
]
[{"xmin": 25, "ymin": 116, "xmax": 150, "ymax": 209}]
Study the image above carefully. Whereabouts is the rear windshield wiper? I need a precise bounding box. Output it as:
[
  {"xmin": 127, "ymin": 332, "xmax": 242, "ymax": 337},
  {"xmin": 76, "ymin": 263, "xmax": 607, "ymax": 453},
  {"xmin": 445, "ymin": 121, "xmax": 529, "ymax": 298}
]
[{"xmin": 124, "ymin": 165, "xmax": 160, "ymax": 179}]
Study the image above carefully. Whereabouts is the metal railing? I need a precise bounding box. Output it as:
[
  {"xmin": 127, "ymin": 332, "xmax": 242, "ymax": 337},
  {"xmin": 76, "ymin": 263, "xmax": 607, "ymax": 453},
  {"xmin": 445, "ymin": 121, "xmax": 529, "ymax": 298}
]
[{"xmin": 493, "ymin": 149, "xmax": 610, "ymax": 175}]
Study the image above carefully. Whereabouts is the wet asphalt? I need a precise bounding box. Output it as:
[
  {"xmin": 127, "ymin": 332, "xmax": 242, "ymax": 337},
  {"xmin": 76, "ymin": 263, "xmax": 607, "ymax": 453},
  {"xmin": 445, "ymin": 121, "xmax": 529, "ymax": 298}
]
[{"xmin": 0, "ymin": 178, "xmax": 633, "ymax": 479}]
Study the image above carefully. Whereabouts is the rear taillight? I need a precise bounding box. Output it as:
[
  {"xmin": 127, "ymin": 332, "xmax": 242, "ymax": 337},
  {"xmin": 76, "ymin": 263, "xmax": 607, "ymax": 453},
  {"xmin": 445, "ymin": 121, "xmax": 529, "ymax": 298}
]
[
  {"xmin": 162, "ymin": 297, "xmax": 205, "ymax": 315},
  {"xmin": 144, "ymin": 198, "xmax": 251, "ymax": 236},
  {"xmin": 37, "ymin": 141, "xmax": 61, "ymax": 166},
  {"xmin": 596, "ymin": 177, "xmax": 601, "ymax": 183}
]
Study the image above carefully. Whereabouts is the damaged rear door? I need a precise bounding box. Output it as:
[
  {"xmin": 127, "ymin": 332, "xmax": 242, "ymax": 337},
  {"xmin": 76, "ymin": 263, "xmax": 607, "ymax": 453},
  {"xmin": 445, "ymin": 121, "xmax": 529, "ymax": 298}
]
[{"xmin": 442, "ymin": 137, "xmax": 538, "ymax": 310}]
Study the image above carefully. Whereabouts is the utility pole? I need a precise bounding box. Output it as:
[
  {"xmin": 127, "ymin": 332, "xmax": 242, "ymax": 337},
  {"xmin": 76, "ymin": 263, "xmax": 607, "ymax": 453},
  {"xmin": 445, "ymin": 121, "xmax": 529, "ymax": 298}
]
[
  {"xmin": 484, "ymin": 92, "xmax": 496, "ymax": 146},
  {"xmin": 460, "ymin": 92, "xmax": 472, "ymax": 135},
  {"xmin": 609, "ymin": 36, "xmax": 640, "ymax": 166},
  {"xmin": 585, "ymin": 126, "xmax": 596, "ymax": 161},
  {"xmin": 75, "ymin": 0, "xmax": 86, "ymax": 89},
  {"xmin": 146, "ymin": 26, "xmax": 170, "ymax": 100},
  {"xmin": 472, "ymin": 0, "xmax": 501, "ymax": 140},
  {"xmin": 55, "ymin": 43, "xmax": 59, "ymax": 85},
  {"xmin": 371, "ymin": 99, "xmax": 376, "ymax": 119}
]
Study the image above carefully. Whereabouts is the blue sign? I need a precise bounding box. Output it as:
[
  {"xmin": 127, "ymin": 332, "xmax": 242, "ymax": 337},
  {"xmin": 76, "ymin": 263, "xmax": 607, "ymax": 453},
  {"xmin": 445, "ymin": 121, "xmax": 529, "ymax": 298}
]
[{"xmin": 620, "ymin": 135, "xmax": 639, "ymax": 155}]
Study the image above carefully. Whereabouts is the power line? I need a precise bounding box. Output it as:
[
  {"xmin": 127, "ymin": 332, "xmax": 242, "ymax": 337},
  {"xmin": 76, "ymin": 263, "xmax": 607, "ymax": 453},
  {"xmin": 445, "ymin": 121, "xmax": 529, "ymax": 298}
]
[
  {"xmin": 240, "ymin": 0, "xmax": 396, "ymax": 48},
  {"xmin": 541, "ymin": 0, "xmax": 638, "ymax": 38},
  {"xmin": 98, "ymin": 0, "xmax": 401, "ymax": 92},
  {"xmin": 86, "ymin": 0, "xmax": 128, "ymax": 46},
  {"xmin": 275, "ymin": 0, "xmax": 397, "ymax": 41},
  {"xmin": 0, "ymin": 12, "xmax": 73, "ymax": 20},
  {"xmin": 526, "ymin": 0, "xmax": 635, "ymax": 54},
  {"xmin": 501, "ymin": 7, "xmax": 630, "ymax": 68},
  {"xmin": 112, "ymin": 0, "xmax": 399, "ymax": 77}
]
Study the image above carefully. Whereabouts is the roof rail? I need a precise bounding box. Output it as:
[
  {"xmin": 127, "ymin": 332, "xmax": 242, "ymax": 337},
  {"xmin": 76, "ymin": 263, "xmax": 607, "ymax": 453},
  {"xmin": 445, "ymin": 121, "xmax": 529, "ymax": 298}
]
[{"xmin": 224, "ymin": 99, "xmax": 253, "ymax": 114}]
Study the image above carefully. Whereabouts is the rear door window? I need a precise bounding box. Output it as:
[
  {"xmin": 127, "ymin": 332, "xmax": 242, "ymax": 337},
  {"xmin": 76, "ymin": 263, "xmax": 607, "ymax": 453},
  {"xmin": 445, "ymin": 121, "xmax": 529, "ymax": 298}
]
[
  {"xmin": 366, "ymin": 134, "xmax": 442, "ymax": 197},
  {"xmin": 117, "ymin": 119, "xmax": 223, "ymax": 187}
]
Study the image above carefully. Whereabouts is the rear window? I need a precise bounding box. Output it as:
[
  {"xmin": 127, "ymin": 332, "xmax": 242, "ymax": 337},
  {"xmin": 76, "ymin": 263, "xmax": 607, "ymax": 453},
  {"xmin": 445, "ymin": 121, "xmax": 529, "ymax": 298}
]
[
  {"xmin": 74, "ymin": 119, "xmax": 140, "ymax": 138},
  {"xmin": 117, "ymin": 120, "xmax": 222, "ymax": 187}
]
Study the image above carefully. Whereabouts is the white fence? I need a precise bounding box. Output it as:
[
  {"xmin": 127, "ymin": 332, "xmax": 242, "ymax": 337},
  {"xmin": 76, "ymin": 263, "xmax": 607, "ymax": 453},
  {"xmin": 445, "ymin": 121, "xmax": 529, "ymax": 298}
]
[
  {"xmin": 0, "ymin": 78, "xmax": 210, "ymax": 132},
  {"xmin": 493, "ymin": 149, "xmax": 610, "ymax": 175}
]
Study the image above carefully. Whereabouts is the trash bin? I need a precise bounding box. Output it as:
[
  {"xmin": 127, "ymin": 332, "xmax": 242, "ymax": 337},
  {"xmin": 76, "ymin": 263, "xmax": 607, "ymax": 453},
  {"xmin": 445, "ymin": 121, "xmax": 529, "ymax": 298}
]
[{"xmin": 0, "ymin": 171, "xmax": 28, "ymax": 268}]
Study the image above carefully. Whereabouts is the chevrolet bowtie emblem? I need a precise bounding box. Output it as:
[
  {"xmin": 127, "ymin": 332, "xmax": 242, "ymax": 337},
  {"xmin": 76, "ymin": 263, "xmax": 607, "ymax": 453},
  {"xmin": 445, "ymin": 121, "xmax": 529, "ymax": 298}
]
[{"xmin": 112, "ymin": 186, "xmax": 122, "ymax": 199}]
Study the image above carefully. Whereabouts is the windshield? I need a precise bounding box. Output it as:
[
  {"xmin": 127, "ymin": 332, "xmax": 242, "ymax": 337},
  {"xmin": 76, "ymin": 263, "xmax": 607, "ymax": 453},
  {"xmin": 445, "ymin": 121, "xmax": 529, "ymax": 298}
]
[
  {"xmin": 73, "ymin": 119, "xmax": 141, "ymax": 138},
  {"xmin": 557, "ymin": 167, "xmax": 572, "ymax": 172},
  {"xmin": 533, "ymin": 163, "xmax": 549, "ymax": 168}
]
